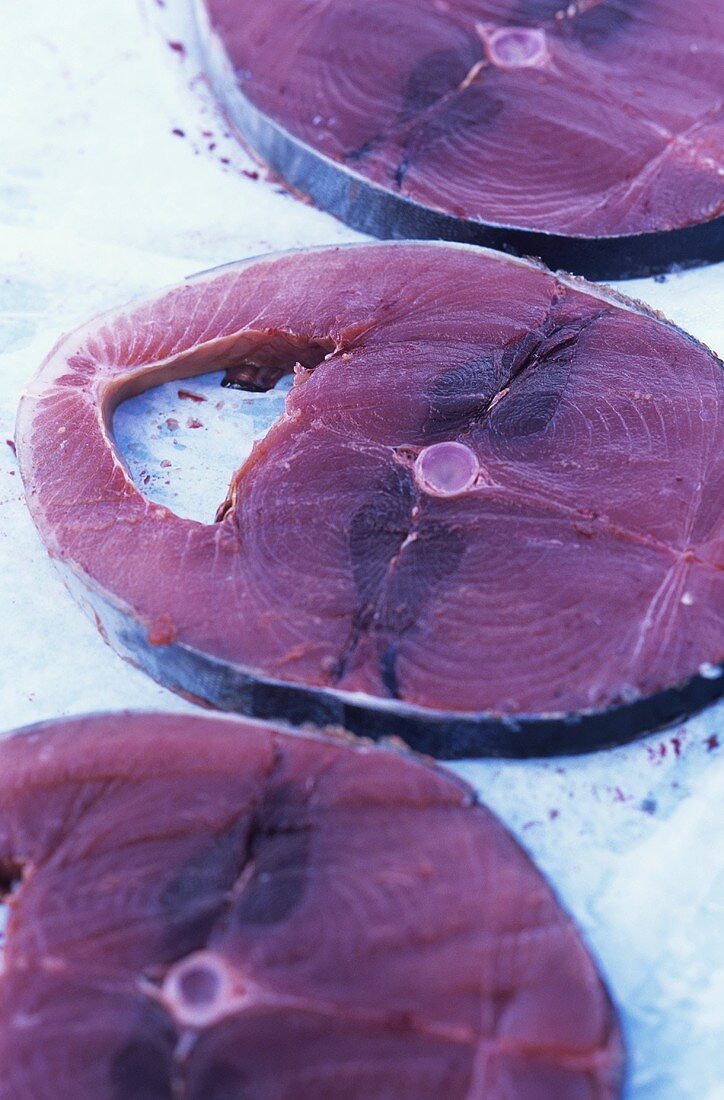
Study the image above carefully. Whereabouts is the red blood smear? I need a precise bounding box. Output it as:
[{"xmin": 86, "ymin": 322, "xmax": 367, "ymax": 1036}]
[
  {"xmin": 178, "ymin": 389, "xmax": 207, "ymax": 403},
  {"xmin": 147, "ymin": 614, "xmax": 178, "ymax": 646}
]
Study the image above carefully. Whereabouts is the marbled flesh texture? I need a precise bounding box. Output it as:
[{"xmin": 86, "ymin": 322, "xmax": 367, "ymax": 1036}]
[
  {"xmin": 0, "ymin": 711, "xmax": 624, "ymax": 1098},
  {"xmin": 199, "ymin": 0, "xmax": 724, "ymax": 258},
  {"xmin": 16, "ymin": 244, "xmax": 724, "ymax": 754}
]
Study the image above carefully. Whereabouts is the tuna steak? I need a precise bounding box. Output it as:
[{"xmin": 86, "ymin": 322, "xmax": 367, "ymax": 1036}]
[
  {"xmin": 15, "ymin": 243, "xmax": 724, "ymax": 757},
  {"xmin": 0, "ymin": 711, "xmax": 624, "ymax": 1098},
  {"xmin": 195, "ymin": 0, "xmax": 724, "ymax": 279}
]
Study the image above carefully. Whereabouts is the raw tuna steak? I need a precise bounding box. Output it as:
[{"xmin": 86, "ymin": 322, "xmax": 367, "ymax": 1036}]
[
  {"xmin": 0, "ymin": 711, "xmax": 624, "ymax": 1098},
  {"xmin": 16, "ymin": 243, "xmax": 724, "ymax": 757},
  {"xmin": 195, "ymin": 0, "xmax": 724, "ymax": 279}
]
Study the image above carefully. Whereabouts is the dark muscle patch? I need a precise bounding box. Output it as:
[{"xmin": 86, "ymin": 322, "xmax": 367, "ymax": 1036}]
[
  {"xmin": 341, "ymin": 465, "xmax": 466, "ymax": 695},
  {"xmin": 161, "ymin": 814, "xmax": 252, "ymax": 959},
  {"xmin": 402, "ymin": 47, "xmax": 478, "ymax": 116},
  {"xmin": 563, "ymin": 0, "xmax": 637, "ymax": 47},
  {"xmin": 395, "ymin": 85, "xmax": 504, "ymax": 189},
  {"xmin": 110, "ymin": 1028, "xmax": 175, "ymax": 1100}
]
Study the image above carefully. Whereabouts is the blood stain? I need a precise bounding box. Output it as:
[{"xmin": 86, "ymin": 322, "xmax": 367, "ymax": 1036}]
[{"xmin": 148, "ymin": 614, "xmax": 178, "ymax": 647}]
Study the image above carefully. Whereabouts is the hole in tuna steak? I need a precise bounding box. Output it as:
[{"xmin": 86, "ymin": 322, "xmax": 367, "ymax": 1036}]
[
  {"xmin": 221, "ymin": 341, "xmax": 329, "ymax": 391},
  {"xmin": 0, "ymin": 859, "xmax": 24, "ymax": 953},
  {"xmin": 0, "ymin": 859, "xmax": 23, "ymax": 900},
  {"xmin": 114, "ymin": 337, "xmax": 332, "ymax": 524},
  {"xmin": 115, "ymin": 370, "xmax": 294, "ymax": 524}
]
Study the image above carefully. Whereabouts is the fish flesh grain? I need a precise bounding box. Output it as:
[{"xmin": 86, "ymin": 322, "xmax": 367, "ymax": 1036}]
[
  {"xmin": 195, "ymin": 0, "xmax": 724, "ymax": 279},
  {"xmin": 15, "ymin": 243, "xmax": 724, "ymax": 758},
  {"xmin": 0, "ymin": 711, "xmax": 625, "ymax": 1099}
]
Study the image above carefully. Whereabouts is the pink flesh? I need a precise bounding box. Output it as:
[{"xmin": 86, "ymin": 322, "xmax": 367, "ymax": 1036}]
[
  {"xmin": 202, "ymin": 0, "xmax": 724, "ymax": 236},
  {"xmin": 0, "ymin": 712, "xmax": 624, "ymax": 1098},
  {"xmin": 16, "ymin": 243, "xmax": 724, "ymax": 718}
]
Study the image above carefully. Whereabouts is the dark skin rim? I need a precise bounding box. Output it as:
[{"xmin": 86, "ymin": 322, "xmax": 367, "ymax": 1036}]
[{"xmin": 72, "ymin": 569, "xmax": 723, "ymax": 761}]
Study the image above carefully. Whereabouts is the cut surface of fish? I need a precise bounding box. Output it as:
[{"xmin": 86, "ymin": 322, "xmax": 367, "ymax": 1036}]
[
  {"xmin": 0, "ymin": 711, "xmax": 625, "ymax": 1098},
  {"xmin": 195, "ymin": 0, "xmax": 724, "ymax": 279},
  {"xmin": 16, "ymin": 243, "xmax": 724, "ymax": 757}
]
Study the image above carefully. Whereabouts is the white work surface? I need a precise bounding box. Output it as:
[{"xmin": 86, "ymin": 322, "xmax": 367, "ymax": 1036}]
[{"xmin": 1, "ymin": 2, "xmax": 723, "ymax": 1095}]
